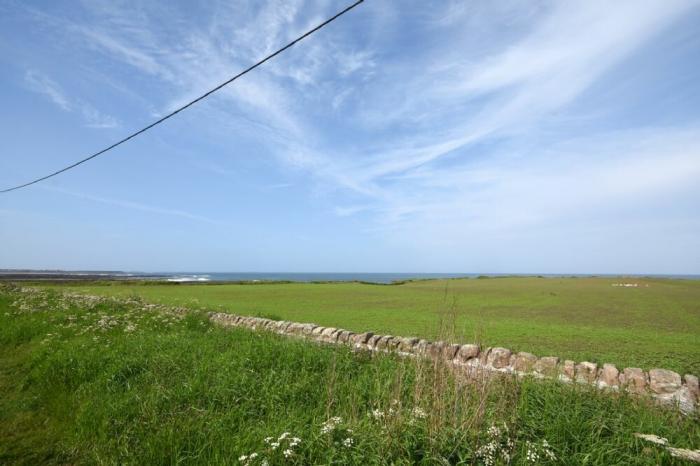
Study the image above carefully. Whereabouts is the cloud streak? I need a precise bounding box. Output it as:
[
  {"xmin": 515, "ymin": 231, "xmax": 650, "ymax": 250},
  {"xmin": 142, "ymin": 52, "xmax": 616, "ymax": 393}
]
[
  {"xmin": 24, "ymin": 70, "xmax": 119, "ymax": 129},
  {"xmin": 43, "ymin": 186, "xmax": 224, "ymax": 225}
]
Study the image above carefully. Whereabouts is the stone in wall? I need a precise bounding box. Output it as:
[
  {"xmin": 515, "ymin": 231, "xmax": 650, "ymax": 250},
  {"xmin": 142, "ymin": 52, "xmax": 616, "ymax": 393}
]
[
  {"xmin": 398, "ymin": 337, "xmax": 419, "ymax": 353},
  {"xmin": 426, "ymin": 341, "xmax": 447, "ymax": 359},
  {"xmin": 388, "ymin": 338, "xmax": 402, "ymax": 351},
  {"xmin": 513, "ymin": 352, "xmax": 537, "ymax": 373},
  {"xmin": 674, "ymin": 386, "xmax": 696, "ymax": 414},
  {"xmin": 455, "ymin": 344, "xmax": 479, "ymax": 364},
  {"xmin": 415, "ymin": 339, "xmax": 430, "ymax": 355},
  {"xmin": 487, "ymin": 347, "xmax": 512, "ymax": 370},
  {"xmin": 534, "ymin": 356, "xmax": 559, "ymax": 377},
  {"xmin": 443, "ymin": 344, "xmax": 461, "ymax": 361},
  {"xmin": 597, "ymin": 364, "xmax": 620, "ymax": 389},
  {"xmin": 320, "ymin": 327, "xmax": 337, "ymax": 342},
  {"xmin": 685, "ymin": 374, "xmax": 699, "ymax": 400},
  {"xmin": 479, "ymin": 348, "xmax": 491, "ymax": 366},
  {"xmin": 367, "ymin": 334, "xmax": 382, "ymax": 349},
  {"xmin": 337, "ymin": 330, "xmax": 353, "ymax": 344},
  {"xmin": 375, "ymin": 335, "xmax": 394, "ymax": 351},
  {"xmin": 276, "ymin": 321, "xmax": 292, "ymax": 333},
  {"xmin": 620, "ymin": 368, "xmax": 647, "ymax": 394},
  {"xmin": 649, "ymin": 369, "xmax": 682, "ymax": 395},
  {"xmin": 561, "ymin": 360, "xmax": 575, "ymax": 382},
  {"xmin": 575, "ymin": 362, "xmax": 598, "ymax": 384},
  {"xmin": 353, "ymin": 332, "xmax": 374, "ymax": 346}
]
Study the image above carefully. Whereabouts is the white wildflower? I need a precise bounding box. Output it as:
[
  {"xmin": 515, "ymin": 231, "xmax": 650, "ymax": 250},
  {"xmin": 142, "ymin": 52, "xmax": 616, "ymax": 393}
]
[
  {"xmin": 270, "ymin": 442, "xmax": 280, "ymax": 450},
  {"xmin": 343, "ymin": 437, "xmax": 353, "ymax": 448},
  {"xmin": 321, "ymin": 416, "xmax": 342, "ymax": 434},
  {"xmin": 283, "ymin": 449, "xmax": 293, "ymax": 458},
  {"xmin": 487, "ymin": 425, "xmax": 501, "ymax": 438}
]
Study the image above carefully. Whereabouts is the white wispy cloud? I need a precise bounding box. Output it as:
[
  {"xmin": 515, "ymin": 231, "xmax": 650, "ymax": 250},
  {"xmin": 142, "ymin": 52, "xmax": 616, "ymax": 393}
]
[
  {"xmin": 24, "ymin": 70, "xmax": 70, "ymax": 111},
  {"xmin": 365, "ymin": 125, "xmax": 700, "ymax": 233},
  {"xmin": 24, "ymin": 69, "xmax": 119, "ymax": 129},
  {"xmin": 44, "ymin": 186, "xmax": 224, "ymax": 225},
  {"xmin": 334, "ymin": 0, "xmax": 698, "ymax": 188}
]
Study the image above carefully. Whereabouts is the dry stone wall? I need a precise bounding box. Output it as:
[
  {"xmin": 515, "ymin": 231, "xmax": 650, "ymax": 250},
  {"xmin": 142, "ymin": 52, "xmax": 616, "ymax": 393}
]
[{"xmin": 208, "ymin": 312, "xmax": 699, "ymax": 415}]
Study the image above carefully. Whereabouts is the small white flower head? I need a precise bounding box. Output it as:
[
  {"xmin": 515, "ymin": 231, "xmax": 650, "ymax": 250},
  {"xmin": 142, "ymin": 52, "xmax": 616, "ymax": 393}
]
[
  {"xmin": 283, "ymin": 449, "xmax": 293, "ymax": 458},
  {"xmin": 342, "ymin": 437, "xmax": 354, "ymax": 448},
  {"xmin": 289, "ymin": 437, "xmax": 302, "ymax": 447},
  {"xmin": 249, "ymin": 453, "xmax": 258, "ymax": 459},
  {"xmin": 321, "ymin": 416, "xmax": 343, "ymax": 434},
  {"xmin": 264, "ymin": 437, "xmax": 273, "ymax": 444},
  {"xmin": 487, "ymin": 425, "xmax": 501, "ymax": 438},
  {"xmin": 411, "ymin": 407, "xmax": 427, "ymax": 419},
  {"xmin": 371, "ymin": 409, "xmax": 385, "ymax": 419},
  {"xmin": 270, "ymin": 442, "xmax": 280, "ymax": 450},
  {"xmin": 238, "ymin": 455, "xmax": 247, "ymax": 462},
  {"xmin": 278, "ymin": 432, "xmax": 290, "ymax": 440}
]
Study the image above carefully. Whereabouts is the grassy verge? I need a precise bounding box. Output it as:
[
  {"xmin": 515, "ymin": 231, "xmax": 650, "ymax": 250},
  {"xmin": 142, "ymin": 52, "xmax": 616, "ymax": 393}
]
[
  {"xmin": 41, "ymin": 277, "xmax": 700, "ymax": 374},
  {"xmin": 0, "ymin": 284, "xmax": 698, "ymax": 465}
]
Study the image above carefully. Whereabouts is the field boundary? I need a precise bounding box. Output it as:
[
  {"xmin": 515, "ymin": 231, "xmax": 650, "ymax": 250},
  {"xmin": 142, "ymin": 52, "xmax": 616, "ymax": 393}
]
[{"xmin": 209, "ymin": 312, "xmax": 699, "ymax": 415}]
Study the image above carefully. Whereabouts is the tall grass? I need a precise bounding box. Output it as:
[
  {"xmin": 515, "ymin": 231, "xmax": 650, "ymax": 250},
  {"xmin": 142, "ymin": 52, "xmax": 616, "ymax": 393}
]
[{"xmin": 0, "ymin": 284, "xmax": 697, "ymax": 465}]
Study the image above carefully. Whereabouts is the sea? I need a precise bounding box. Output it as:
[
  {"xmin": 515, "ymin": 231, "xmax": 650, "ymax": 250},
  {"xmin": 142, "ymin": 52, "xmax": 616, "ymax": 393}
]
[{"xmin": 1, "ymin": 270, "xmax": 698, "ymax": 284}]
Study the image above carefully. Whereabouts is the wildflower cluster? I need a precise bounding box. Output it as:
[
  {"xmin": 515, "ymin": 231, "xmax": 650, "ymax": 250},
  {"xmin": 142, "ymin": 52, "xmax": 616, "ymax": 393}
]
[
  {"xmin": 320, "ymin": 416, "xmax": 354, "ymax": 449},
  {"xmin": 475, "ymin": 423, "xmax": 557, "ymax": 465},
  {"xmin": 320, "ymin": 416, "xmax": 343, "ymax": 434},
  {"xmin": 475, "ymin": 423, "xmax": 515, "ymax": 466},
  {"xmin": 368, "ymin": 399, "xmax": 428, "ymax": 426},
  {"xmin": 524, "ymin": 439, "xmax": 556, "ymax": 463},
  {"xmin": 2, "ymin": 285, "xmax": 196, "ymax": 346},
  {"xmin": 239, "ymin": 432, "xmax": 302, "ymax": 465}
]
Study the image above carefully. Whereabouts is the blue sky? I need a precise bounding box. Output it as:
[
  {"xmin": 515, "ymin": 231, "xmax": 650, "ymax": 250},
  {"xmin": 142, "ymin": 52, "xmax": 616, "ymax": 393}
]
[{"xmin": 1, "ymin": 0, "xmax": 699, "ymax": 273}]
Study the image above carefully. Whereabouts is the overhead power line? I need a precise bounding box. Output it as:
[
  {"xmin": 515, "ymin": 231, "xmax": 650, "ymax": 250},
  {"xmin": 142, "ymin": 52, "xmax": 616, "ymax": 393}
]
[{"xmin": 1, "ymin": 0, "xmax": 365, "ymax": 194}]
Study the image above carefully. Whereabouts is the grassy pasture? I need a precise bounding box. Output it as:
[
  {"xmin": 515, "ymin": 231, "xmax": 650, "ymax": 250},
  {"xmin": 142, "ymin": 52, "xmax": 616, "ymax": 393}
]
[
  {"xmin": 1, "ymin": 285, "xmax": 698, "ymax": 465},
  {"xmin": 48, "ymin": 277, "xmax": 700, "ymax": 375}
]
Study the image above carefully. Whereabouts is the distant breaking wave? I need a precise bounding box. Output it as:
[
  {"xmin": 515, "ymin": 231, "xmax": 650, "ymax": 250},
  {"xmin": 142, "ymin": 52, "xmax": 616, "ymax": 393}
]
[{"xmin": 166, "ymin": 275, "xmax": 211, "ymax": 283}]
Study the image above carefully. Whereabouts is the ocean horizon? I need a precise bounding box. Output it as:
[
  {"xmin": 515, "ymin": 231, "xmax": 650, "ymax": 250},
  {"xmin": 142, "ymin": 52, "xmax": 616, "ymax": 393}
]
[{"xmin": 1, "ymin": 270, "xmax": 699, "ymax": 284}]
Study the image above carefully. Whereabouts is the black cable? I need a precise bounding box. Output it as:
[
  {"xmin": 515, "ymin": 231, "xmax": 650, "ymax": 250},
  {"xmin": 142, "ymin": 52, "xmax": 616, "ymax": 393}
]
[{"xmin": 1, "ymin": 0, "xmax": 364, "ymax": 193}]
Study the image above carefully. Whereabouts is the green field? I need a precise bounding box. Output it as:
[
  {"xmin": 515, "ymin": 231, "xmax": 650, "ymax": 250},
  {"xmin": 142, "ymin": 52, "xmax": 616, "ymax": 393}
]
[
  {"xmin": 1, "ymin": 284, "xmax": 698, "ymax": 465},
  {"xmin": 48, "ymin": 277, "xmax": 700, "ymax": 375}
]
